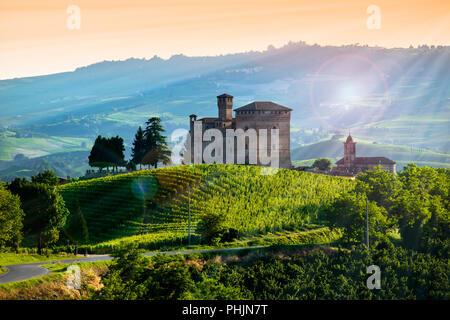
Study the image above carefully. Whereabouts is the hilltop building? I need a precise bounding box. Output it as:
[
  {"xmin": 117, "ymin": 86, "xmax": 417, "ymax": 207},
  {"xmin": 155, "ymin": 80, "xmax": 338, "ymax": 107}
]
[
  {"xmin": 332, "ymin": 134, "xmax": 396, "ymax": 176},
  {"xmin": 187, "ymin": 94, "xmax": 292, "ymax": 168}
]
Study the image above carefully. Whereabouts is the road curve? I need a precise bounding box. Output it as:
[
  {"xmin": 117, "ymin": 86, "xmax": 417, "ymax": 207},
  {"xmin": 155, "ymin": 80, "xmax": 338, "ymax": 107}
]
[{"xmin": 0, "ymin": 246, "xmax": 264, "ymax": 284}]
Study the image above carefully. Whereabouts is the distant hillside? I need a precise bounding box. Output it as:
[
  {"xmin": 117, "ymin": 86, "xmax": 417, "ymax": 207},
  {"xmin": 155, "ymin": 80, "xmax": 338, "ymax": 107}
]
[
  {"xmin": 0, "ymin": 42, "xmax": 448, "ymax": 169},
  {"xmin": 292, "ymin": 136, "xmax": 450, "ymax": 170},
  {"xmin": 0, "ymin": 151, "xmax": 89, "ymax": 182}
]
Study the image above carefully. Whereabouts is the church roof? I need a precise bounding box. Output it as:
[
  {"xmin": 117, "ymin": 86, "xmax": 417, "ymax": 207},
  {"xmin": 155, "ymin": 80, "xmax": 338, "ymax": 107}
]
[
  {"xmin": 234, "ymin": 101, "xmax": 293, "ymax": 112},
  {"xmin": 336, "ymin": 157, "xmax": 396, "ymax": 165},
  {"xmin": 345, "ymin": 134, "xmax": 354, "ymax": 143}
]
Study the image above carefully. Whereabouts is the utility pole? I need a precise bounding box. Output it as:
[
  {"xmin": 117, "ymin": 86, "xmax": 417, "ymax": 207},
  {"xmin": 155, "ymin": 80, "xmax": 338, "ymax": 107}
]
[
  {"xmin": 188, "ymin": 184, "xmax": 191, "ymax": 246},
  {"xmin": 365, "ymin": 196, "xmax": 369, "ymax": 249}
]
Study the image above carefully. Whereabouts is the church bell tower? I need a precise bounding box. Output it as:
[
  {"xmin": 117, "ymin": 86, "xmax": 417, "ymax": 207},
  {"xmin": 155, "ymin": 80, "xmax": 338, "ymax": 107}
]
[{"xmin": 344, "ymin": 133, "xmax": 356, "ymax": 167}]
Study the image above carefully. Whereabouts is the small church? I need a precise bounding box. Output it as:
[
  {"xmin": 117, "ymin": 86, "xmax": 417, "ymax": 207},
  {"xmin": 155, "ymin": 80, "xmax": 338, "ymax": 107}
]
[{"xmin": 332, "ymin": 134, "xmax": 396, "ymax": 176}]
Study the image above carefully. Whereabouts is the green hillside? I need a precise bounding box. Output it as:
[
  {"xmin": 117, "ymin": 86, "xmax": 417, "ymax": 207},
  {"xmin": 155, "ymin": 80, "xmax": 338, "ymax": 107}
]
[
  {"xmin": 291, "ymin": 137, "xmax": 450, "ymax": 170},
  {"xmin": 59, "ymin": 164, "xmax": 354, "ymax": 247}
]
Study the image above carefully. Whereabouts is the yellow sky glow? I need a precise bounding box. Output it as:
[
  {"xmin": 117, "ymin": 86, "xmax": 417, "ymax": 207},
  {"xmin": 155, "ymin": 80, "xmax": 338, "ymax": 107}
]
[{"xmin": 0, "ymin": 0, "xmax": 448, "ymax": 79}]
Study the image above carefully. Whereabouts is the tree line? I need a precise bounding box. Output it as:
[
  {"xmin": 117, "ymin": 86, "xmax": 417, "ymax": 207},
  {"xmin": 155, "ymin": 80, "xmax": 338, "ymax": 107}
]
[
  {"xmin": 88, "ymin": 117, "xmax": 171, "ymax": 172},
  {"xmin": 93, "ymin": 241, "xmax": 449, "ymax": 300},
  {"xmin": 325, "ymin": 164, "xmax": 449, "ymax": 257}
]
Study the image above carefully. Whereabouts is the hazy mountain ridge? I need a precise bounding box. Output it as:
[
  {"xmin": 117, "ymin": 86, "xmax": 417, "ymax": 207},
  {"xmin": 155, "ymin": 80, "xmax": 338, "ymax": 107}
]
[{"xmin": 0, "ymin": 42, "xmax": 449, "ymax": 179}]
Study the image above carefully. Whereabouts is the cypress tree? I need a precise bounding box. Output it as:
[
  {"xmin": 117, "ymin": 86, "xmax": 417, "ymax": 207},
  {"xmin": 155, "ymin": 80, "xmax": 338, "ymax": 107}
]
[
  {"xmin": 142, "ymin": 117, "xmax": 172, "ymax": 168},
  {"xmin": 131, "ymin": 126, "xmax": 146, "ymax": 170}
]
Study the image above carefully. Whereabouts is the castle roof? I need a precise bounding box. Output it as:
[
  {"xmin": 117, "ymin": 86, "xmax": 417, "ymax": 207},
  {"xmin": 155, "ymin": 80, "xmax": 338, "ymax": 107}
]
[
  {"xmin": 336, "ymin": 157, "xmax": 396, "ymax": 165},
  {"xmin": 198, "ymin": 117, "xmax": 218, "ymax": 123},
  {"xmin": 217, "ymin": 93, "xmax": 233, "ymax": 98},
  {"xmin": 234, "ymin": 101, "xmax": 292, "ymax": 112}
]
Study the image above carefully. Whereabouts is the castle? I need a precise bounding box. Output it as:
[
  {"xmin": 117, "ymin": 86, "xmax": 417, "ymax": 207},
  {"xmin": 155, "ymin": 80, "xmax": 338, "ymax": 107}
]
[
  {"xmin": 331, "ymin": 134, "xmax": 396, "ymax": 176},
  {"xmin": 187, "ymin": 94, "xmax": 292, "ymax": 168}
]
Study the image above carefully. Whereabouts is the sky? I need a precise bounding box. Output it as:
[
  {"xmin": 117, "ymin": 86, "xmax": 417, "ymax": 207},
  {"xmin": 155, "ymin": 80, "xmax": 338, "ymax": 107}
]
[{"xmin": 0, "ymin": 0, "xmax": 449, "ymax": 80}]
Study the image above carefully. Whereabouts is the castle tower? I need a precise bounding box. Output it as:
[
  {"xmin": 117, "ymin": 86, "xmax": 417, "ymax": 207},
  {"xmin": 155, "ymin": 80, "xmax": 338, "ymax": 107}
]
[
  {"xmin": 234, "ymin": 101, "xmax": 292, "ymax": 168},
  {"xmin": 343, "ymin": 133, "xmax": 356, "ymax": 167},
  {"xmin": 217, "ymin": 94, "xmax": 233, "ymax": 121},
  {"xmin": 188, "ymin": 114, "xmax": 198, "ymax": 164}
]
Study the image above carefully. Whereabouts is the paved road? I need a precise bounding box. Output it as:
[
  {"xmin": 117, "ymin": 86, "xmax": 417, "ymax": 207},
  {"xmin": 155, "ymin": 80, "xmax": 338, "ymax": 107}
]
[{"xmin": 0, "ymin": 246, "xmax": 264, "ymax": 284}]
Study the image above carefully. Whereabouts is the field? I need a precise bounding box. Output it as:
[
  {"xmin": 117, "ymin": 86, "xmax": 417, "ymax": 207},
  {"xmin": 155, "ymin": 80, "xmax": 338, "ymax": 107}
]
[
  {"xmin": 59, "ymin": 164, "xmax": 354, "ymax": 250},
  {"xmin": 0, "ymin": 130, "xmax": 92, "ymax": 161}
]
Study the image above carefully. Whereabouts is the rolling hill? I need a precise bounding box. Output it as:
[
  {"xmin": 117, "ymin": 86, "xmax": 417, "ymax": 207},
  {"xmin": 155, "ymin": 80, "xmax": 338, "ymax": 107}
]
[{"xmin": 59, "ymin": 164, "xmax": 354, "ymax": 251}]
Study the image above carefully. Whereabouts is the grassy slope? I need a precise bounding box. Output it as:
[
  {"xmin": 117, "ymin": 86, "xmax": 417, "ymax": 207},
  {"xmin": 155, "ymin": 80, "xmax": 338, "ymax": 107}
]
[
  {"xmin": 368, "ymin": 114, "xmax": 450, "ymax": 150},
  {"xmin": 76, "ymin": 227, "xmax": 342, "ymax": 254},
  {"xmin": 59, "ymin": 164, "xmax": 353, "ymax": 250},
  {"xmin": 0, "ymin": 253, "xmax": 79, "ymax": 266},
  {"xmin": 0, "ymin": 261, "xmax": 109, "ymax": 299},
  {"xmin": 0, "ymin": 130, "xmax": 92, "ymax": 161}
]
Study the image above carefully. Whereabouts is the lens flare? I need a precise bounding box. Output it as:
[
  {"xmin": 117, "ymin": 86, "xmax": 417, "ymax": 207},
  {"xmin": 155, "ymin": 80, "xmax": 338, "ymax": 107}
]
[
  {"xmin": 131, "ymin": 175, "xmax": 158, "ymax": 201},
  {"xmin": 309, "ymin": 54, "xmax": 390, "ymax": 132}
]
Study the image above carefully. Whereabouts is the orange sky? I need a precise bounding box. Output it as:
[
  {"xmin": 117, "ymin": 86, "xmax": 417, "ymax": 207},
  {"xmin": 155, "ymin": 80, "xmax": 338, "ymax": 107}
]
[{"xmin": 0, "ymin": 0, "xmax": 449, "ymax": 79}]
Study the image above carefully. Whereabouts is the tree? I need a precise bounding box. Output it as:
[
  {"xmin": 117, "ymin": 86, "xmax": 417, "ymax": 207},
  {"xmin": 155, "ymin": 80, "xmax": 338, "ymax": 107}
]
[
  {"xmin": 8, "ymin": 178, "xmax": 69, "ymax": 253},
  {"xmin": 312, "ymin": 158, "xmax": 332, "ymax": 171},
  {"xmin": 326, "ymin": 192, "xmax": 389, "ymax": 246},
  {"xmin": 390, "ymin": 164, "xmax": 448, "ymax": 250},
  {"xmin": 131, "ymin": 126, "xmax": 146, "ymax": 170},
  {"xmin": 141, "ymin": 117, "xmax": 172, "ymax": 168},
  {"xmin": 65, "ymin": 201, "xmax": 89, "ymax": 245},
  {"xmin": 94, "ymin": 245, "xmax": 195, "ymax": 300},
  {"xmin": 197, "ymin": 211, "xmax": 229, "ymax": 245},
  {"xmin": 355, "ymin": 166, "xmax": 402, "ymax": 210},
  {"xmin": 31, "ymin": 170, "xmax": 59, "ymax": 186},
  {"xmin": 108, "ymin": 135, "xmax": 126, "ymax": 172},
  {"xmin": 0, "ymin": 184, "xmax": 24, "ymax": 250},
  {"xmin": 88, "ymin": 135, "xmax": 108, "ymax": 171},
  {"xmin": 141, "ymin": 145, "xmax": 172, "ymax": 169},
  {"xmin": 14, "ymin": 153, "xmax": 27, "ymax": 161},
  {"xmin": 89, "ymin": 135, "xmax": 126, "ymax": 172},
  {"xmin": 126, "ymin": 160, "xmax": 137, "ymax": 172}
]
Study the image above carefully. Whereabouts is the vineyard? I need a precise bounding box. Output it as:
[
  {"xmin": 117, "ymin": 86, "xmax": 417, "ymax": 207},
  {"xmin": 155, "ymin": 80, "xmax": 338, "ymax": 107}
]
[{"xmin": 59, "ymin": 164, "xmax": 354, "ymax": 247}]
